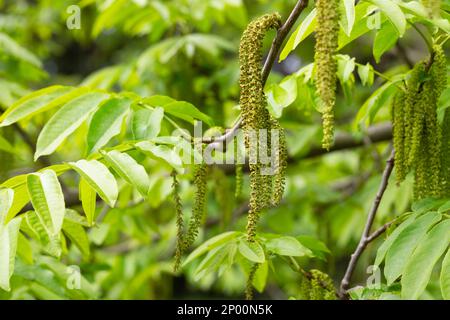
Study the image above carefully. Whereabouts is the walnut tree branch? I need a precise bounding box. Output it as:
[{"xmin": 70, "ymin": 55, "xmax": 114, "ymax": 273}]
[
  {"xmin": 203, "ymin": 0, "xmax": 309, "ymax": 147},
  {"xmin": 338, "ymin": 149, "xmax": 395, "ymax": 299}
]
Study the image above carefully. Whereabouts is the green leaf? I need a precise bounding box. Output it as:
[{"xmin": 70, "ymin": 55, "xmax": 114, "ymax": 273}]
[
  {"xmin": 412, "ymin": 198, "xmax": 446, "ymax": 213},
  {"xmin": 0, "ymin": 188, "xmax": 14, "ymax": 225},
  {"xmin": 143, "ymin": 96, "xmax": 213, "ymax": 126},
  {"xmin": 252, "ymin": 261, "xmax": 268, "ymax": 293},
  {"xmin": 194, "ymin": 246, "xmax": 228, "ymax": 280},
  {"xmin": 279, "ymin": 9, "xmax": 316, "ymax": 62},
  {"xmin": 79, "ymin": 178, "xmax": 96, "ymax": 226},
  {"xmin": 341, "ymin": 0, "xmax": 356, "ymax": 36},
  {"xmin": 64, "ymin": 209, "xmax": 89, "ymax": 227},
  {"xmin": 373, "ymin": 21, "xmax": 399, "ymax": 63},
  {"xmin": 163, "ymin": 101, "xmax": 214, "ymax": 127},
  {"xmin": 366, "ymin": 0, "xmax": 406, "ymax": 36},
  {"xmin": 87, "ymin": 97, "xmax": 132, "ymax": 153},
  {"xmin": 62, "ymin": 219, "xmax": 90, "ymax": 258},
  {"xmin": 27, "ymin": 170, "xmax": 65, "ymax": 237},
  {"xmin": 144, "ymin": 95, "xmax": 176, "ymax": 106},
  {"xmin": 0, "ymin": 32, "xmax": 42, "ymax": 67},
  {"xmin": 22, "ymin": 211, "xmax": 60, "ymax": 257},
  {"xmin": 132, "ymin": 107, "xmax": 164, "ymax": 140},
  {"xmin": 357, "ymin": 63, "xmax": 374, "ymax": 86},
  {"xmin": 0, "ymin": 217, "xmax": 22, "ymax": 291},
  {"xmin": 136, "ymin": 141, "xmax": 184, "ymax": 173},
  {"xmin": 440, "ymin": 249, "xmax": 450, "ymax": 300},
  {"xmin": 69, "ymin": 160, "xmax": 118, "ymax": 207},
  {"xmin": 35, "ymin": 91, "xmax": 109, "ymax": 159},
  {"xmin": 0, "ymin": 135, "xmax": 16, "ymax": 154},
  {"xmin": 296, "ymin": 235, "xmax": 330, "ymax": 260},
  {"xmin": 384, "ymin": 211, "xmax": 442, "ymax": 284},
  {"xmin": 101, "ymin": 150, "xmax": 150, "ymax": 197},
  {"xmin": 183, "ymin": 231, "xmax": 240, "ymax": 266},
  {"xmin": 17, "ymin": 232, "xmax": 33, "ymax": 264},
  {"xmin": 354, "ymin": 78, "xmax": 400, "ymax": 130},
  {"xmin": 401, "ymin": 220, "xmax": 450, "ymax": 299},
  {"xmin": 337, "ymin": 55, "xmax": 356, "ymax": 83},
  {"xmin": 439, "ymin": 200, "xmax": 450, "ymax": 214},
  {"xmin": 0, "ymin": 86, "xmax": 76, "ymax": 127},
  {"xmin": 338, "ymin": 2, "xmax": 384, "ymax": 49},
  {"xmin": 374, "ymin": 214, "xmax": 417, "ymax": 266},
  {"xmin": 4, "ymin": 184, "xmax": 29, "ymax": 224},
  {"xmin": 265, "ymin": 236, "xmax": 312, "ymax": 257},
  {"xmin": 266, "ymin": 75, "xmax": 297, "ymax": 118},
  {"xmin": 238, "ymin": 240, "xmax": 265, "ymax": 263}
]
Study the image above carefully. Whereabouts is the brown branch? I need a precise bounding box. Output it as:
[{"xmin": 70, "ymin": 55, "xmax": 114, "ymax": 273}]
[
  {"xmin": 338, "ymin": 149, "xmax": 395, "ymax": 299},
  {"xmin": 203, "ymin": 0, "xmax": 309, "ymax": 146},
  {"xmin": 219, "ymin": 122, "xmax": 392, "ymax": 174},
  {"xmin": 304, "ymin": 122, "xmax": 392, "ymax": 159}
]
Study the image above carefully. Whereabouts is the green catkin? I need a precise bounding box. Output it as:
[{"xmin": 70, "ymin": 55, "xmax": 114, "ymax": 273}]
[
  {"xmin": 310, "ymin": 270, "xmax": 336, "ymax": 300},
  {"xmin": 235, "ymin": 164, "xmax": 243, "ymax": 199},
  {"xmin": 245, "ymin": 263, "xmax": 259, "ymax": 300},
  {"xmin": 392, "ymin": 44, "xmax": 447, "ymax": 199},
  {"xmin": 299, "ymin": 270, "xmax": 336, "ymax": 300},
  {"xmin": 404, "ymin": 61, "xmax": 426, "ymax": 169},
  {"xmin": 184, "ymin": 163, "xmax": 208, "ymax": 249},
  {"xmin": 171, "ymin": 171, "xmax": 184, "ymax": 272},
  {"xmin": 239, "ymin": 13, "xmax": 282, "ymax": 242},
  {"xmin": 298, "ymin": 276, "xmax": 312, "ymax": 300},
  {"xmin": 314, "ymin": 0, "xmax": 340, "ymax": 150},
  {"xmin": 270, "ymin": 118, "xmax": 287, "ymax": 206}
]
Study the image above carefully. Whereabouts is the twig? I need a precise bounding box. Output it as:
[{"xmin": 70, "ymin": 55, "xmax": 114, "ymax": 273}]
[
  {"xmin": 203, "ymin": 0, "xmax": 309, "ymax": 147},
  {"xmin": 338, "ymin": 149, "xmax": 395, "ymax": 299}
]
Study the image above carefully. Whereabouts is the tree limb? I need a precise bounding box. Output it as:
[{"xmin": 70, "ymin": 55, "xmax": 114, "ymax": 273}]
[
  {"xmin": 338, "ymin": 149, "xmax": 395, "ymax": 299},
  {"xmin": 203, "ymin": 0, "xmax": 309, "ymax": 146}
]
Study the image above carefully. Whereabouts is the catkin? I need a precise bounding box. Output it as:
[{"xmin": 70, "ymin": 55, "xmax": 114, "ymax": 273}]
[
  {"xmin": 171, "ymin": 171, "xmax": 184, "ymax": 272},
  {"xmin": 235, "ymin": 164, "xmax": 243, "ymax": 199},
  {"xmin": 299, "ymin": 270, "xmax": 336, "ymax": 300},
  {"xmin": 392, "ymin": 44, "xmax": 448, "ymax": 199},
  {"xmin": 239, "ymin": 13, "xmax": 284, "ymax": 242},
  {"xmin": 184, "ymin": 163, "xmax": 208, "ymax": 249},
  {"xmin": 270, "ymin": 118, "xmax": 287, "ymax": 206},
  {"xmin": 245, "ymin": 263, "xmax": 259, "ymax": 300},
  {"xmin": 392, "ymin": 90, "xmax": 407, "ymax": 183},
  {"xmin": 314, "ymin": 0, "xmax": 340, "ymax": 150}
]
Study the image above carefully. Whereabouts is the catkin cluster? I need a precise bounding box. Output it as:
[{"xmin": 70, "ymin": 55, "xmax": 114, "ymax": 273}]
[
  {"xmin": 314, "ymin": 0, "xmax": 340, "ymax": 150},
  {"xmin": 239, "ymin": 13, "xmax": 288, "ymax": 242},
  {"xmin": 392, "ymin": 44, "xmax": 448, "ymax": 199},
  {"xmin": 184, "ymin": 163, "xmax": 208, "ymax": 248},
  {"xmin": 171, "ymin": 164, "xmax": 208, "ymax": 270},
  {"xmin": 171, "ymin": 171, "xmax": 184, "ymax": 272},
  {"xmin": 245, "ymin": 263, "xmax": 259, "ymax": 300},
  {"xmin": 299, "ymin": 270, "xmax": 336, "ymax": 300}
]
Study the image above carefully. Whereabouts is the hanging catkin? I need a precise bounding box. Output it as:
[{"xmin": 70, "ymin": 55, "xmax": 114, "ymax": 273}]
[
  {"xmin": 171, "ymin": 171, "xmax": 184, "ymax": 272},
  {"xmin": 245, "ymin": 263, "xmax": 259, "ymax": 300},
  {"xmin": 239, "ymin": 13, "xmax": 286, "ymax": 242},
  {"xmin": 314, "ymin": 0, "xmax": 340, "ymax": 150},
  {"xmin": 392, "ymin": 44, "xmax": 448, "ymax": 199},
  {"xmin": 270, "ymin": 118, "xmax": 287, "ymax": 206},
  {"xmin": 299, "ymin": 270, "xmax": 336, "ymax": 300},
  {"xmin": 184, "ymin": 163, "xmax": 208, "ymax": 249}
]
